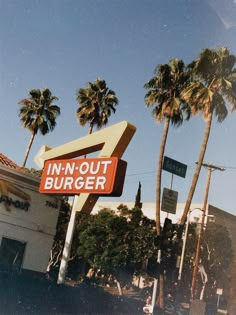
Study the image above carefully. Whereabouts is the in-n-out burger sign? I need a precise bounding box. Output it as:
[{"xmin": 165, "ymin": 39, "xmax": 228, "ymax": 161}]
[
  {"xmin": 36, "ymin": 121, "xmax": 136, "ymax": 215},
  {"xmin": 39, "ymin": 157, "xmax": 127, "ymax": 196}
]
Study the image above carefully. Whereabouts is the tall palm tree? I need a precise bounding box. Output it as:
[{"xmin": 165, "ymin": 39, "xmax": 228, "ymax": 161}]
[
  {"xmin": 144, "ymin": 59, "xmax": 191, "ymax": 236},
  {"xmin": 19, "ymin": 88, "xmax": 61, "ymax": 167},
  {"xmin": 76, "ymin": 79, "xmax": 118, "ymax": 135},
  {"xmin": 180, "ymin": 47, "xmax": 236, "ymax": 225},
  {"xmin": 144, "ymin": 59, "xmax": 190, "ymax": 311}
]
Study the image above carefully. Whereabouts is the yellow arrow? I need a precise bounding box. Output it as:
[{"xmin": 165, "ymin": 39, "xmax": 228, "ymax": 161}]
[
  {"xmin": 34, "ymin": 145, "xmax": 52, "ymax": 168},
  {"xmin": 35, "ymin": 121, "xmax": 136, "ymax": 213}
]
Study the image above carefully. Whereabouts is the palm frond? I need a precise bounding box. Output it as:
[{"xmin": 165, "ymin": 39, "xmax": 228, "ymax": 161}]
[
  {"xmin": 145, "ymin": 59, "xmax": 190, "ymax": 126},
  {"xmin": 76, "ymin": 79, "xmax": 118, "ymax": 130},
  {"xmin": 19, "ymin": 88, "xmax": 60, "ymax": 135}
]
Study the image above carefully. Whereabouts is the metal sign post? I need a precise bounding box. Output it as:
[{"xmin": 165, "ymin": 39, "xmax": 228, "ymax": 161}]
[{"xmin": 216, "ymin": 288, "xmax": 223, "ymax": 309}]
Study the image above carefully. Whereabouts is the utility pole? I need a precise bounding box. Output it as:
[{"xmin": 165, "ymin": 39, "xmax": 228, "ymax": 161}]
[{"xmin": 190, "ymin": 162, "xmax": 225, "ymax": 301}]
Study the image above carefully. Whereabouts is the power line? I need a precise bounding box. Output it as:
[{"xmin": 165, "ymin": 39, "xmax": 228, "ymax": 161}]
[
  {"xmin": 126, "ymin": 171, "xmax": 156, "ymax": 177},
  {"xmin": 126, "ymin": 164, "xmax": 236, "ymax": 178},
  {"xmin": 220, "ymin": 165, "xmax": 236, "ymax": 170}
]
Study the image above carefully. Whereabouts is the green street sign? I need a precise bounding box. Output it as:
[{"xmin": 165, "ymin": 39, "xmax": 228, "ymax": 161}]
[{"xmin": 162, "ymin": 156, "xmax": 187, "ymax": 178}]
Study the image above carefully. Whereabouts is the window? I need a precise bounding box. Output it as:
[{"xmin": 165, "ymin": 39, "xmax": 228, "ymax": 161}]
[{"xmin": 0, "ymin": 237, "xmax": 26, "ymax": 273}]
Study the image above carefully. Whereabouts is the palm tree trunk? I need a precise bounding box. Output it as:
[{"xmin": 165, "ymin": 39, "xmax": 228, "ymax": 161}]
[
  {"xmin": 155, "ymin": 118, "xmax": 170, "ymax": 312},
  {"xmin": 88, "ymin": 120, "xmax": 94, "ymax": 135},
  {"xmin": 180, "ymin": 112, "xmax": 213, "ymax": 225},
  {"xmin": 22, "ymin": 132, "xmax": 35, "ymax": 167},
  {"xmin": 156, "ymin": 118, "xmax": 170, "ymax": 236},
  {"xmin": 80, "ymin": 118, "xmax": 93, "ymax": 213},
  {"xmin": 83, "ymin": 121, "xmax": 94, "ymax": 159}
]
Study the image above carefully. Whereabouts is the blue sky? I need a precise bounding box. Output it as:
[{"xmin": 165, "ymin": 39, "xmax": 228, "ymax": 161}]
[{"xmin": 1, "ymin": 0, "xmax": 236, "ymax": 215}]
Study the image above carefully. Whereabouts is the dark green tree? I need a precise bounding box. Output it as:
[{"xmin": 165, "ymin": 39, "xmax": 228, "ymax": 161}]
[
  {"xmin": 78, "ymin": 206, "xmax": 158, "ymax": 294},
  {"xmin": 179, "ymin": 222, "xmax": 233, "ymax": 305},
  {"xmin": 200, "ymin": 224, "xmax": 233, "ymax": 304},
  {"xmin": 78, "ymin": 209, "xmax": 129, "ymax": 294},
  {"xmin": 134, "ymin": 181, "xmax": 142, "ymax": 210}
]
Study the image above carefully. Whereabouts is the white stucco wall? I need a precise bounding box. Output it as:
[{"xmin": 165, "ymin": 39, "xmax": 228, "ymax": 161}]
[
  {"xmin": 0, "ymin": 165, "xmax": 60, "ymax": 273},
  {"xmin": 93, "ymin": 201, "xmax": 205, "ymax": 224}
]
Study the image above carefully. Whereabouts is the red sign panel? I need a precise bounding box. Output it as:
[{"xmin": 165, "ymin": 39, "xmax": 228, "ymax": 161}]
[{"xmin": 39, "ymin": 157, "xmax": 127, "ymax": 196}]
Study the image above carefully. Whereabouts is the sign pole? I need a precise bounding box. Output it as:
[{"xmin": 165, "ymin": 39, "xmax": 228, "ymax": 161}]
[
  {"xmin": 217, "ymin": 294, "xmax": 220, "ymax": 309},
  {"xmin": 216, "ymin": 288, "xmax": 223, "ymax": 309},
  {"xmin": 57, "ymin": 196, "xmax": 77, "ymax": 284},
  {"xmin": 166, "ymin": 173, "xmax": 174, "ymax": 218},
  {"xmin": 170, "ymin": 173, "xmax": 174, "ymax": 190}
]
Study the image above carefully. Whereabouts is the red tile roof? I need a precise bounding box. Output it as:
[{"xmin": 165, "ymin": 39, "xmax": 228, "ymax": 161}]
[{"xmin": 0, "ymin": 153, "xmax": 22, "ymax": 170}]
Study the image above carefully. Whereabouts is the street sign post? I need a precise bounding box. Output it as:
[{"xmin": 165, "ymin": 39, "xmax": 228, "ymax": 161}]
[
  {"xmin": 162, "ymin": 156, "xmax": 187, "ymax": 178},
  {"xmin": 216, "ymin": 288, "xmax": 223, "ymax": 309}
]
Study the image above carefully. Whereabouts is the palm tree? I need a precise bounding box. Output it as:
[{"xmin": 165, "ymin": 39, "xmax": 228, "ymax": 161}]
[
  {"xmin": 180, "ymin": 47, "xmax": 236, "ymax": 225},
  {"xmin": 76, "ymin": 79, "xmax": 118, "ymax": 135},
  {"xmin": 19, "ymin": 88, "xmax": 61, "ymax": 167},
  {"xmin": 144, "ymin": 59, "xmax": 190, "ymax": 311},
  {"xmin": 144, "ymin": 59, "xmax": 191, "ymax": 236}
]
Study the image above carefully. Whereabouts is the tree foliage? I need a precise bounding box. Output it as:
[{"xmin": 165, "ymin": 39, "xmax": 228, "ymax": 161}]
[
  {"xmin": 19, "ymin": 88, "xmax": 60, "ymax": 167},
  {"xmin": 201, "ymin": 224, "xmax": 233, "ymax": 302},
  {"xmin": 180, "ymin": 47, "xmax": 236, "ymax": 225},
  {"xmin": 47, "ymin": 198, "xmax": 71, "ymax": 274},
  {"xmin": 144, "ymin": 59, "xmax": 191, "ymax": 236},
  {"xmin": 77, "ymin": 206, "xmax": 158, "ymax": 287},
  {"xmin": 180, "ymin": 222, "xmax": 233, "ymax": 304},
  {"xmin": 76, "ymin": 79, "xmax": 118, "ymax": 134}
]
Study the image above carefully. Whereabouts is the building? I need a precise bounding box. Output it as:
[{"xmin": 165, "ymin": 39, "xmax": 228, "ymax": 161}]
[
  {"xmin": 93, "ymin": 200, "xmax": 205, "ymax": 223},
  {"xmin": 208, "ymin": 204, "xmax": 236, "ymax": 315},
  {"xmin": 0, "ymin": 153, "xmax": 60, "ymax": 274}
]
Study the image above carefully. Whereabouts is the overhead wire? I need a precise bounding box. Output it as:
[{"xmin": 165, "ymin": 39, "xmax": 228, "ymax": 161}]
[{"xmin": 125, "ymin": 164, "xmax": 236, "ymax": 178}]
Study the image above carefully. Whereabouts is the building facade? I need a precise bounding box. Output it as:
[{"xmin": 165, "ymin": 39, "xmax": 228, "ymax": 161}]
[{"xmin": 0, "ymin": 153, "xmax": 60, "ymax": 274}]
